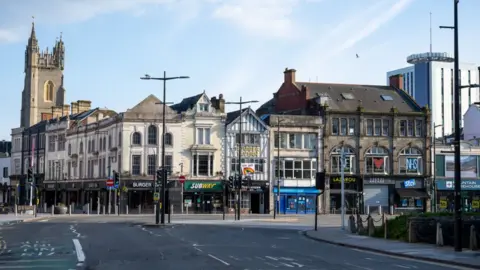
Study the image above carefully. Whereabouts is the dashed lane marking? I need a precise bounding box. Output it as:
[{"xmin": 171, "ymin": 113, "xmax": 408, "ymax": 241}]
[{"xmin": 208, "ymin": 254, "xmax": 230, "ymax": 266}]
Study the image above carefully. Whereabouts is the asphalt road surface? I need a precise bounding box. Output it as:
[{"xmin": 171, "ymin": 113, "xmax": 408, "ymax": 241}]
[
  {"xmin": 0, "ymin": 217, "xmax": 473, "ymax": 270},
  {"xmin": 0, "ymin": 221, "xmax": 79, "ymax": 269}
]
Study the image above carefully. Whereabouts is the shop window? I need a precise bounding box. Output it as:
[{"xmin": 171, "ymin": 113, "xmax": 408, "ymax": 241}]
[
  {"xmin": 365, "ymin": 146, "xmax": 389, "ymax": 174},
  {"xmin": 398, "ymin": 147, "xmax": 422, "ymax": 174},
  {"xmin": 330, "ymin": 146, "xmax": 355, "ymax": 174}
]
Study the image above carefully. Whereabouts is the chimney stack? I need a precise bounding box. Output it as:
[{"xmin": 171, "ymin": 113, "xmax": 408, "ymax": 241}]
[
  {"xmin": 71, "ymin": 102, "xmax": 79, "ymax": 115},
  {"xmin": 52, "ymin": 106, "xmax": 62, "ymax": 119},
  {"xmin": 284, "ymin": 68, "xmax": 297, "ymax": 84},
  {"xmin": 77, "ymin": 100, "xmax": 92, "ymax": 113},
  {"xmin": 389, "ymin": 74, "xmax": 404, "ymax": 90},
  {"xmin": 210, "ymin": 94, "xmax": 225, "ymax": 113}
]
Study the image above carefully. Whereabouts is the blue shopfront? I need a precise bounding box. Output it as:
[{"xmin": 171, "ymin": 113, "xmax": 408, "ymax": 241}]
[
  {"xmin": 436, "ymin": 179, "xmax": 480, "ymax": 212},
  {"xmin": 273, "ymin": 187, "xmax": 320, "ymax": 214}
]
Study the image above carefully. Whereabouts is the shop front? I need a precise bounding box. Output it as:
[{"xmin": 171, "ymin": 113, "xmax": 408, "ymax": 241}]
[
  {"xmin": 125, "ymin": 180, "xmax": 154, "ymax": 212},
  {"xmin": 329, "ymin": 175, "xmax": 362, "ymax": 214},
  {"xmin": 363, "ymin": 177, "xmax": 395, "ymax": 214},
  {"xmin": 394, "ymin": 177, "xmax": 428, "ymax": 213},
  {"xmin": 241, "ymin": 180, "xmax": 268, "ymax": 214},
  {"xmin": 83, "ymin": 181, "xmax": 105, "ymax": 211},
  {"xmin": 273, "ymin": 187, "xmax": 319, "ymax": 214},
  {"xmin": 183, "ymin": 181, "xmax": 224, "ymax": 213},
  {"xmin": 436, "ymin": 179, "xmax": 480, "ymax": 212}
]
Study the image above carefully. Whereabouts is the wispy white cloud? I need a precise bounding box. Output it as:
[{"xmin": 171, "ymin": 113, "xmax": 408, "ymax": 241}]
[{"xmin": 211, "ymin": 0, "xmax": 303, "ymax": 39}]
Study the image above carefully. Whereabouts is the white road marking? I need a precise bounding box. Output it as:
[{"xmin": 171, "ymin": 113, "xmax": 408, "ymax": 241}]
[
  {"xmin": 72, "ymin": 239, "xmax": 85, "ymax": 263},
  {"xmin": 39, "ymin": 219, "xmax": 49, "ymax": 222},
  {"xmin": 281, "ymin": 257, "xmax": 294, "ymax": 261},
  {"xmin": 265, "ymin": 262, "xmax": 279, "ymax": 268},
  {"xmin": 345, "ymin": 262, "xmax": 373, "ymax": 270},
  {"xmin": 394, "ymin": 265, "xmax": 411, "ymax": 269},
  {"xmin": 266, "ymin": 256, "xmax": 278, "ymax": 261},
  {"xmin": 208, "ymin": 254, "xmax": 230, "ymax": 266},
  {"xmin": 69, "ymin": 225, "xmax": 81, "ymax": 238},
  {"xmin": 290, "ymin": 262, "xmax": 304, "ymax": 267},
  {"xmin": 229, "ymin": 255, "xmax": 240, "ymax": 261},
  {"xmin": 365, "ymin": 258, "xmax": 374, "ymax": 261},
  {"xmin": 255, "ymin": 256, "xmax": 265, "ymax": 260},
  {"xmin": 279, "ymin": 262, "xmax": 294, "ymax": 267},
  {"xmin": 194, "ymin": 247, "xmax": 202, "ymax": 252}
]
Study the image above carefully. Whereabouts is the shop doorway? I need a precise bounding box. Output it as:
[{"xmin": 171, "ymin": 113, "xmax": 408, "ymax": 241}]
[{"xmin": 251, "ymin": 193, "xmax": 260, "ymax": 213}]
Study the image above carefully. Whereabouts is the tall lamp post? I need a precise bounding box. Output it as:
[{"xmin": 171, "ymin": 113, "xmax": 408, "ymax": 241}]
[
  {"xmin": 141, "ymin": 72, "xmax": 189, "ymax": 225},
  {"xmin": 274, "ymin": 117, "xmax": 285, "ymax": 219},
  {"xmin": 432, "ymin": 123, "xmax": 442, "ymax": 213},
  {"xmin": 439, "ymin": 0, "xmax": 462, "ymax": 252},
  {"xmin": 225, "ymin": 97, "xmax": 258, "ymax": 221}
]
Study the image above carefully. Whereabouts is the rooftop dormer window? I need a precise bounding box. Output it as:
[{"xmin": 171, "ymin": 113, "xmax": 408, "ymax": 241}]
[{"xmin": 199, "ymin": 103, "xmax": 209, "ymax": 112}]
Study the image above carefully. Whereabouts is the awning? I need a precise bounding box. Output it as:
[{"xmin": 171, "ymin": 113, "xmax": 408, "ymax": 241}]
[{"xmin": 396, "ymin": 189, "xmax": 429, "ymax": 198}]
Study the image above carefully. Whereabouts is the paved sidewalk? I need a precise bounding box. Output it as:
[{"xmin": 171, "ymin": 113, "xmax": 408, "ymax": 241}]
[
  {"xmin": 0, "ymin": 213, "xmax": 50, "ymax": 225},
  {"xmin": 304, "ymin": 227, "xmax": 480, "ymax": 269}
]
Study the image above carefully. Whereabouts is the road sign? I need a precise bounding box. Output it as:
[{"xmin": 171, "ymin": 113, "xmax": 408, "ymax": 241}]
[
  {"xmin": 179, "ymin": 175, "xmax": 186, "ymax": 184},
  {"xmin": 106, "ymin": 178, "xmax": 114, "ymax": 187},
  {"xmin": 153, "ymin": 192, "xmax": 160, "ymax": 201}
]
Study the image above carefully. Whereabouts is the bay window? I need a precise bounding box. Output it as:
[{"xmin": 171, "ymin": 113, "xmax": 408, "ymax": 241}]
[
  {"xmin": 398, "ymin": 147, "xmax": 422, "ymax": 174},
  {"xmin": 330, "ymin": 146, "xmax": 355, "ymax": 173},
  {"xmin": 274, "ymin": 158, "xmax": 316, "ymax": 179},
  {"xmin": 365, "ymin": 147, "xmax": 389, "ymax": 174}
]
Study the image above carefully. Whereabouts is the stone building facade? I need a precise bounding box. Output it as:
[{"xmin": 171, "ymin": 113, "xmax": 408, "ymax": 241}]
[{"xmin": 257, "ymin": 68, "xmax": 432, "ymax": 214}]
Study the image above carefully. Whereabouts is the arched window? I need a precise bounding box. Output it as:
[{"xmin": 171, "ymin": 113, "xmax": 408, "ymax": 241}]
[
  {"xmin": 148, "ymin": 125, "xmax": 157, "ymax": 145},
  {"xmin": 79, "ymin": 141, "xmax": 83, "ymax": 154},
  {"xmin": 44, "ymin": 81, "xmax": 54, "ymax": 101},
  {"xmin": 365, "ymin": 147, "xmax": 389, "ymax": 174},
  {"xmin": 164, "ymin": 133, "xmax": 173, "ymax": 146},
  {"xmin": 68, "ymin": 144, "xmax": 71, "ymax": 155},
  {"xmin": 132, "ymin": 132, "xmax": 141, "ymax": 145},
  {"xmin": 330, "ymin": 146, "xmax": 355, "ymax": 173},
  {"xmin": 399, "ymin": 147, "xmax": 422, "ymax": 174}
]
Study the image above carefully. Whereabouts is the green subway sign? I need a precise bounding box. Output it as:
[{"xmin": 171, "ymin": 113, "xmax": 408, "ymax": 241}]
[{"xmin": 184, "ymin": 181, "xmax": 223, "ymax": 192}]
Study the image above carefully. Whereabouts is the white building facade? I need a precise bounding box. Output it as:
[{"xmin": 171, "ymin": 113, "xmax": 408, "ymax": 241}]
[
  {"xmin": 387, "ymin": 56, "xmax": 479, "ymax": 137},
  {"xmin": 0, "ymin": 155, "xmax": 10, "ymax": 203},
  {"xmin": 224, "ymin": 107, "xmax": 270, "ymax": 214}
]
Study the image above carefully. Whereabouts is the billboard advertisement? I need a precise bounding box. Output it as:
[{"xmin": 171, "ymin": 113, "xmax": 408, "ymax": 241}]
[{"xmin": 445, "ymin": 155, "xmax": 477, "ymax": 178}]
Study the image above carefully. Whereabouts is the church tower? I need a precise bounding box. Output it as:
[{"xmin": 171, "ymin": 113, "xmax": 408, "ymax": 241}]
[{"xmin": 20, "ymin": 21, "xmax": 66, "ymax": 128}]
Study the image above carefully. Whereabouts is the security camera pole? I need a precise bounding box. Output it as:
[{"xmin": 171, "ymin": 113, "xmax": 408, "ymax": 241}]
[{"xmin": 141, "ymin": 72, "xmax": 189, "ymax": 225}]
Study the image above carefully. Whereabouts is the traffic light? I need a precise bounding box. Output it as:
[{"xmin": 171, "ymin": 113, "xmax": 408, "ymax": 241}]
[
  {"xmin": 113, "ymin": 171, "xmax": 120, "ymax": 187},
  {"xmin": 228, "ymin": 176, "xmax": 234, "ymax": 189},
  {"xmin": 156, "ymin": 169, "xmax": 163, "ymax": 186},
  {"xmin": 27, "ymin": 168, "xmax": 33, "ymax": 183}
]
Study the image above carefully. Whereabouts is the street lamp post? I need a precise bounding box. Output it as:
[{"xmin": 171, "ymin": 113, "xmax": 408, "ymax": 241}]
[
  {"xmin": 274, "ymin": 118, "xmax": 285, "ymax": 219},
  {"xmin": 225, "ymin": 97, "xmax": 258, "ymax": 221},
  {"xmin": 141, "ymin": 72, "xmax": 189, "ymax": 225},
  {"xmin": 439, "ymin": 0, "xmax": 461, "ymax": 252}
]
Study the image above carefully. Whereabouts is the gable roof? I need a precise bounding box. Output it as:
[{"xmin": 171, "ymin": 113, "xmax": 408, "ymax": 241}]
[
  {"xmin": 126, "ymin": 94, "xmax": 175, "ymax": 115},
  {"xmin": 296, "ymin": 82, "xmax": 422, "ymax": 113},
  {"xmin": 226, "ymin": 107, "xmax": 269, "ymax": 130},
  {"xmin": 170, "ymin": 93, "xmax": 203, "ymax": 112}
]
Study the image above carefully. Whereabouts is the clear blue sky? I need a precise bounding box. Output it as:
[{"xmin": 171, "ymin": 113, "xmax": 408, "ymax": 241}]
[{"xmin": 1, "ymin": 0, "xmax": 479, "ymax": 140}]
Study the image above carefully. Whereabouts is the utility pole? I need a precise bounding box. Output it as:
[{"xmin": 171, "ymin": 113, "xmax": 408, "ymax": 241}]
[
  {"xmin": 274, "ymin": 117, "xmax": 284, "ymax": 219},
  {"xmin": 141, "ymin": 72, "xmax": 189, "ymax": 225},
  {"xmin": 225, "ymin": 98, "xmax": 258, "ymax": 220}
]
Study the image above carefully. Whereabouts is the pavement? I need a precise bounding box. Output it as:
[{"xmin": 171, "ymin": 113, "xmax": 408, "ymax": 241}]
[
  {"xmin": 0, "ymin": 213, "xmax": 50, "ymax": 225},
  {"xmin": 0, "ymin": 215, "xmax": 474, "ymax": 270},
  {"xmin": 305, "ymin": 227, "xmax": 480, "ymax": 269}
]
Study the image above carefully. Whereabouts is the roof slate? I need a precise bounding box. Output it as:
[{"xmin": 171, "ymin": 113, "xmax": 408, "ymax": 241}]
[{"xmin": 297, "ymin": 82, "xmax": 422, "ymax": 113}]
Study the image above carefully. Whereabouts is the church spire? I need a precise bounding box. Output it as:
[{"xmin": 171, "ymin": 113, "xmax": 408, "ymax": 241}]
[{"xmin": 28, "ymin": 16, "xmax": 38, "ymax": 48}]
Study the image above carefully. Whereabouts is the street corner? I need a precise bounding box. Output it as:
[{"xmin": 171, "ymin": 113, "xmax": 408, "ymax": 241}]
[{"xmin": 23, "ymin": 216, "xmax": 51, "ymax": 223}]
